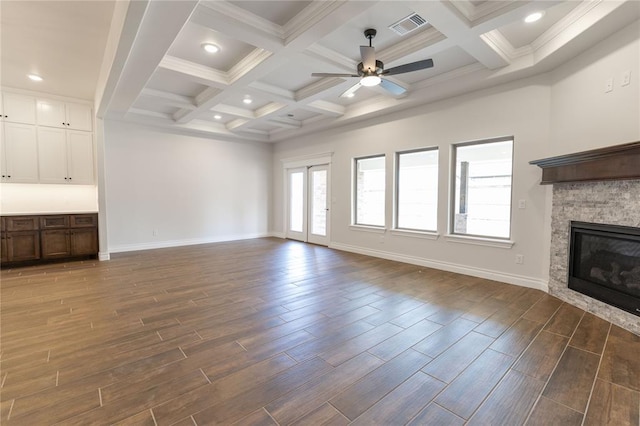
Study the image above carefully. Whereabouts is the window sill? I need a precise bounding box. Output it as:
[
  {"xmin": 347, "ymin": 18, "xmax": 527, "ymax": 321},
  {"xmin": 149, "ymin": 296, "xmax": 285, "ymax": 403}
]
[
  {"xmin": 444, "ymin": 234, "xmax": 515, "ymax": 249},
  {"xmin": 349, "ymin": 225, "xmax": 386, "ymax": 234},
  {"xmin": 390, "ymin": 229, "xmax": 439, "ymax": 240}
]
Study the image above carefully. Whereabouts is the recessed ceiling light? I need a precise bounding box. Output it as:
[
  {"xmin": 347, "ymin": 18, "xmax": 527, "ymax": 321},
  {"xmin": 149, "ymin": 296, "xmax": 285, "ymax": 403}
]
[
  {"xmin": 201, "ymin": 43, "xmax": 220, "ymax": 54},
  {"xmin": 27, "ymin": 74, "xmax": 43, "ymax": 82},
  {"xmin": 524, "ymin": 11, "xmax": 544, "ymax": 23},
  {"xmin": 243, "ymin": 96, "xmax": 253, "ymax": 105},
  {"xmin": 346, "ymin": 93, "xmax": 355, "ymax": 98},
  {"xmin": 214, "ymin": 114, "xmax": 222, "ymax": 120}
]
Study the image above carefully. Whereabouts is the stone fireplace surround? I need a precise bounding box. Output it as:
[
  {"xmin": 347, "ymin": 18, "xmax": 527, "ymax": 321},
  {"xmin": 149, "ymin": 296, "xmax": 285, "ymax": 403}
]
[
  {"xmin": 532, "ymin": 141, "xmax": 640, "ymax": 336},
  {"xmin": 550, "ymin": 180, "xmax": 640, "ymax": 335}
]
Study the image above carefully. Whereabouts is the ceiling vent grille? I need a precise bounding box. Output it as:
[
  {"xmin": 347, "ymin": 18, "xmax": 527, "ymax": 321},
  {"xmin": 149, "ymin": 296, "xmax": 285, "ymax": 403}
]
[{"xmin": 388, "ymin": 13, "xmax": 427, "ymax": 36}]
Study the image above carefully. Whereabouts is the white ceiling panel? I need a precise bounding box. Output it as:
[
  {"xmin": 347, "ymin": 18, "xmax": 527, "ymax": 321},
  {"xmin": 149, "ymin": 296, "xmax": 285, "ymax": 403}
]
[
  {"xmin": 0, "ymin": 0, "xmax": 114, "ymax": 100},
  {"xmin": 498, "ymin": 1, "xmax": 582, "ymax": 49},
  {"xmin": 167, "ymin": 22, "xmax": 256, "ymax": 71},
  {"xmin": 228, "ymin": 1, "xmax": 312, "ymax": 25},
  {"xmin": 146, "ymin": 68, "xmax": 209, "ymax": 98}
]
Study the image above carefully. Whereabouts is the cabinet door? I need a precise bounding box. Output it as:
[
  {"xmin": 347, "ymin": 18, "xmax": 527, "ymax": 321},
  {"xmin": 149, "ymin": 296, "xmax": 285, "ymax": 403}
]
[
  {"xmin": 1, "ymin": 233, "xmax": 7, "ymax": 264},
  {"xmin": 67, "ymin": 131, "xmax": 94, "ymax": 184},
  {"xmin": 2, "ymin": 93, "xmax": 36, "ymax": 125},
  {"xmin": 36, "ymin": 99, "xmax": 66, "ymax": 129},
  {"xmin": 70, "ymin": 228, "xmax": 97, "ymax": 256},
  {"xmin": 41, "ymin": 230, "xmax": 72, "ymax": 259},
  {"xmin": 37, "ymin": 127, "xmax": 68, "ymax": 183},
  {"xmin": 66, "ymin": 103, "xmax": 92, "ymax": 131},
  {"xmin": 6, "ymin": 231, "xmax": 40, "ymax": 261},
  {"xmin": 0, "ymin": 123, "xmax": 7, "ymax": 180},
  {"xmin": 3, "ymin": 123, "xmax": 39, "ymax": 183}
]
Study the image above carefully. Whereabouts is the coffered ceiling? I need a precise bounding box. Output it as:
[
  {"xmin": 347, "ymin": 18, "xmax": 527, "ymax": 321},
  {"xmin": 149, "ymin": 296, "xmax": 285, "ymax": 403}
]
[{"xmin": 3, "ymin": 1, "xmax": 639, "ymax": 143}]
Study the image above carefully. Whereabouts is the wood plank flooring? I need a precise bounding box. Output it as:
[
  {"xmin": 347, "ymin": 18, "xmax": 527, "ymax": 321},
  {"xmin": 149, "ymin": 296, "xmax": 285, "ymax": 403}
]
[{"xmin": 1, "ymin": 238, "xmax": 639, "ymax": 425}]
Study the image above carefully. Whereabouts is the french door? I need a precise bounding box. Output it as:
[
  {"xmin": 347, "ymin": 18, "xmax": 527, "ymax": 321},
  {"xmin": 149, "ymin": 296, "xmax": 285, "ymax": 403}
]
[{"xmin": 286, "ymin": 164, "xmax": 330, "ymax": 246}]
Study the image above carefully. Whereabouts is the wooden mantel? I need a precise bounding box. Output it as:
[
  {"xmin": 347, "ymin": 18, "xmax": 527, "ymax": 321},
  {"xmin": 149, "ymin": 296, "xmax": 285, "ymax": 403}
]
[{"xmin": 529, "ymin": 141, "xmax": 640, "ymax": 184}]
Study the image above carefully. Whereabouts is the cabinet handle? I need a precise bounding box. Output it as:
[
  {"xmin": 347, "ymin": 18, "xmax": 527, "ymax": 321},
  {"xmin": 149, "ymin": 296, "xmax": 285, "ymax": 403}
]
[
  {"xmin": 69, "ymin": 177, "xmax": 72, "ymax": 180},
  {"xmin": 7, "ymin": 175, "xmax": 11, "ymax": 178}
]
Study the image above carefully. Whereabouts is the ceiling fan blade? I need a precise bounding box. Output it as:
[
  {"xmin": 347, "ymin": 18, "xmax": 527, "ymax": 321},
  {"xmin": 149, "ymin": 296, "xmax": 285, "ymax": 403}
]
[
  {"xmin": 383, "ymin": 59, "xmax": 433, "ymax": 75},
  {"xmin": 312, "ymin": 72, "xmax": 359, "ymax": 77},
  {"xmin": 340, "ymin": 82, "xmax": 362, "ymax": 98},
  {"xmin": 379, "ymin": 79, "xmax": 407, "ymax": 96},
  {"xmin": 360, "ymin": 46, "xmax": 376, "ymax": 71}
]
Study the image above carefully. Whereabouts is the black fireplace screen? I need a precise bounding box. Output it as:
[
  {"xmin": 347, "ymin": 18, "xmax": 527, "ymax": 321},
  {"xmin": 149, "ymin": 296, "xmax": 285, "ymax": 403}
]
[{"xmin": 569, "ymin": 221, "xmax": 640, "ymax": 317}]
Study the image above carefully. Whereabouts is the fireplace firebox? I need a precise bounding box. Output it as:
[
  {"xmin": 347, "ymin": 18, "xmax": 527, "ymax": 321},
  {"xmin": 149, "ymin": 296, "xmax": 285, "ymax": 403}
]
[{"xmin": 569, "ymin": 221, "xmax": 640, "ymax": 317}]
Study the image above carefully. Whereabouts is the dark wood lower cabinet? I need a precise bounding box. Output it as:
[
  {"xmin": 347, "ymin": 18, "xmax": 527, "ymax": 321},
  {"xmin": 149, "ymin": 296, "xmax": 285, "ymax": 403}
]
[
  {"xmin": 70, "ymin": 228, "xmax": 98, "ymax": 256},
  {"xmin": 6, "ymin": 231, "xmax": 41, "ymax": 262},
  {"xmin": 41, "ymin": 230, "xmax": 72, "ymax": 259},
  {"xmin": 2, "ymin": 213, "xmax": 97, "ymax": 267}
]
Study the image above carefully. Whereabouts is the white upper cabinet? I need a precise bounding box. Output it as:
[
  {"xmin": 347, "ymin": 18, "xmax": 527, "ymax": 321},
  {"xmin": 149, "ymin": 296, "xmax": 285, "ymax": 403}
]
[
  {"xmin": 1, "ymin": 122, "xmax": 39, "ymax": 183},
  {"xmin": 37, "ymin": 127, "xmax": 94, "ymax": 184},
  {"xmin": 37, "ymin": 99, "xmax": 92, "ymax": 131},
  {"xmin": 1, "ymin": 93, "xmax": 36, "ymax": 125}
]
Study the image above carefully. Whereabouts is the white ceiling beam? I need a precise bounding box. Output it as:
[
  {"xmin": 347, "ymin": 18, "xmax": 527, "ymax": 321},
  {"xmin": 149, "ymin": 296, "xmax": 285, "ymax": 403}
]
[
  {"xmin": 411, "ymin": 1, "xmax": 510, "ymax": 70},
  {"xmin": 159, "ymin": 56, "xmax": 229, "ymax": 89},
  {"xmin": 212, "ymin": 104, "xmax": 255, "ymax": 120},
  {"xmin": 105, "ymin": 1, "xmax": 200, "ymax": 114},
  {"xmin": 248, "ymin": 82, "xmax": 296, "ymax": 103},
  {"xmin": 304, "ymin": 100, "xmax": 345, "ymax": 117}
]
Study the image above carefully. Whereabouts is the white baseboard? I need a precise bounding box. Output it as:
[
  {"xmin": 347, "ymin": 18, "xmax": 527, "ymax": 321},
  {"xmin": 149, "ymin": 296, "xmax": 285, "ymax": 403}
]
[
  {"xmin": 329, "ymin": 242, "xmax": 549, "ymax": 292},
  {"xmin": 98, "ymin": 252, "xmax": 110, "ymax": 261},
  {"xmin": 108, "ymin": 232, "xmax": 272, "ymax": 254},
  {"xmin": 269, "ymin": 231, "xmax": 286, "ymax": 239}
]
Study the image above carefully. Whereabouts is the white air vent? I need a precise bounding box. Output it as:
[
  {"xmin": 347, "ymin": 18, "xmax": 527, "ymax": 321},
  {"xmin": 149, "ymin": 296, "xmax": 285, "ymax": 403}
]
[{"xmin": 388, "ymin": 13, "xmax": 427, "ymax": 36}]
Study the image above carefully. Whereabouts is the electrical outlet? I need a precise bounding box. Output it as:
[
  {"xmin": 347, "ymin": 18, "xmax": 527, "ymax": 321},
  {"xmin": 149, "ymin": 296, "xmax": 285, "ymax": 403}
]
[
  {"xmin": 605, "ymin": 78, "xmax": 613, "ymax": 93},
  {"xmin": 515, "ymin": 254, "xmax": 524, "ymax": 264},
  {"xmin": 622, "ymin": 70, "xmax": 631, "ymax": 86},
  {"xmin": 518, "ymin": 199, "xmax": 526, "ymax": 209}
]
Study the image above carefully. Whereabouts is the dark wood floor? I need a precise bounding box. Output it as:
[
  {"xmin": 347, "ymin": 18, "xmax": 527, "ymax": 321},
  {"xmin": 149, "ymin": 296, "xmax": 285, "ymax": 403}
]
[{"xmin": 1, "ymin": 238, "xmax": 639, "ymax": 425}]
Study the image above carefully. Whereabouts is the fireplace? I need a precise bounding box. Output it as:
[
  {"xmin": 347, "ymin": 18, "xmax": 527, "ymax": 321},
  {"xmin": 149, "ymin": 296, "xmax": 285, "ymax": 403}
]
[
  {"xmin": 569, "ymin": 221, "xmax": 640, "ymax": 317},
  {"xmin": 531, "ymin": 142, "xmax": 640, "ymax": 335}
]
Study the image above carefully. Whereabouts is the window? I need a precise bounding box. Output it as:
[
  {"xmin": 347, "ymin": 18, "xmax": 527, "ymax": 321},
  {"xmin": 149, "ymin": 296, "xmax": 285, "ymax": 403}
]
[
  {"xmin": 396, "ymin": 148, "xmax": 438, "ymax": 231},
  {"xmin": 452, "ymin": 138, "xmax": 513, "ymax": 239},
  {"xmin": 355, "ymin": 155, "xmax": 385, "ymax": 226}
]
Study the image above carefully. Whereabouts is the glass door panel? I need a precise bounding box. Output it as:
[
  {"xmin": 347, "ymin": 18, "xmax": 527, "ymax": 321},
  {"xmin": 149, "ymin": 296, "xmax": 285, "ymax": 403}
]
[
  {"xmin": 308, "ymin": 165, "xmax": 329, "ymax": 245},
  {"xmin": 286, "ymin": 168, "xmax": 306, "ymax": 241}
]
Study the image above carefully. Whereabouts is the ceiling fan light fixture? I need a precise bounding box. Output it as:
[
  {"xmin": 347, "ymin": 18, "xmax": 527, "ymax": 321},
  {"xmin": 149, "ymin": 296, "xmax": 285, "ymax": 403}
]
[
  {"xmin": 361, "ymin": 75, "xmax": 381, "ymax": 87},
  {"xmin": 524, "ymin": 11, "xmax": 544, "ymax": 23},
  {"xmin": 202, "ymin": 43, "xmax": 220, "ymax": 54}
]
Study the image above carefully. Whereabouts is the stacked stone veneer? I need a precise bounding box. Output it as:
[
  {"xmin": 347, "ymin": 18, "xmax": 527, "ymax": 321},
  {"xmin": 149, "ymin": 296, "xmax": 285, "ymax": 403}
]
[{"xmin": 550, "ymin": 180, "xmax": 640, "ymax": 335}]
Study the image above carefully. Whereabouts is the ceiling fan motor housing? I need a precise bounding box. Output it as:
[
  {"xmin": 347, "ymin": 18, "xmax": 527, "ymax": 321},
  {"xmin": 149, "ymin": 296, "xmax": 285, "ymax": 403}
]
[{"xmin": 357, "ymin": 60, "xmax": 384, "ymax": 76}]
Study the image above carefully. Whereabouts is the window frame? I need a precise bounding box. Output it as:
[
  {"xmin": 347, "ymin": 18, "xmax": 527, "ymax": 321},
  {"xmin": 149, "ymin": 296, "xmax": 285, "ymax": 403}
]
[
  {"xmin": 353, "ymin": 154, "xmax": 386, "ymax": 228},
  {"xmin": 449, "ymin": 136, "xmax": 514, "ymax": 240},
  {"xmin": 394, "ymin": 147, "xmax": 439, "ymax": 233}
]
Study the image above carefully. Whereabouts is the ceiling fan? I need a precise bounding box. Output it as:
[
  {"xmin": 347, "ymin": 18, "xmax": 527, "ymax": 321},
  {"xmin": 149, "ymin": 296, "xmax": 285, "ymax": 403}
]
[{"xmin": 311, "ymin": 28, "xmax": 434, "ymax": 98}]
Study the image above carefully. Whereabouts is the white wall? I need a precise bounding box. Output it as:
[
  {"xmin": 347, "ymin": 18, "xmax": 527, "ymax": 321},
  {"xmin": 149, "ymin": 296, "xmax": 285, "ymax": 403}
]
[
  {"xmin": 550, "ymin": 20, "xmax": 640, "ymax": 154},
  {"xmin": 104, "ymin": 120, "xmax": 272, "ymax": 253},
  {"xmin": 274, "ymin": 78, "xmax": 552, "ymax": 289},
  {"xmin": 272, "ymin": 19, "xmax": 640, "ymax": 291}
]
